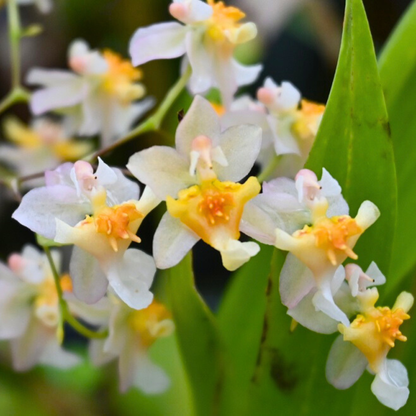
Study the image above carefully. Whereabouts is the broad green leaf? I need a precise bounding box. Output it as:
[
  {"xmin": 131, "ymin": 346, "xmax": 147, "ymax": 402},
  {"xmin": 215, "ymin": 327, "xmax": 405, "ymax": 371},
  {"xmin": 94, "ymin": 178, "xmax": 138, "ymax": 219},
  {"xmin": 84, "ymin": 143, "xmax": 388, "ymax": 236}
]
[
  {"xmin": 167, "ymin": 253, "xmax": 223, "ymax": 416},
  {"xmin": 378, "ymin": 0, "xmax": 416, "ymax": 290},
  {"xmin": 217, "ymin": 244, "xmax": 274, "ymax": 415},
  {"xmin": 306, "ymin": 0, "xmax": 397, "ymax": 277},
  {"xmin": 246, "ymin": 250, "xmax": 359, "ymax": 416}
]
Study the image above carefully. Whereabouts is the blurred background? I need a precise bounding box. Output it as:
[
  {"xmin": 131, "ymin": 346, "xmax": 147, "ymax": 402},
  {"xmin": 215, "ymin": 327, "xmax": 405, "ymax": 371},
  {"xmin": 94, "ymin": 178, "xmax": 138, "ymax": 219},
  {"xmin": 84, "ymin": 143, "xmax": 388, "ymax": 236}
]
[{"xmin": 0, "ymin": 0, "xmax": 413, "ymax": 414}]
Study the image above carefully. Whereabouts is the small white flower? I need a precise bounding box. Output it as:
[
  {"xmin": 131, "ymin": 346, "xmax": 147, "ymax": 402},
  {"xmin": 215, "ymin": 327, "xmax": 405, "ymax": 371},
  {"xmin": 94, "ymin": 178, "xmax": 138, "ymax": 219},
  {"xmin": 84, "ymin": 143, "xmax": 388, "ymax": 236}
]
[
  {"xmin": 127, "ymin": 95, "xmax": 262, "ymax": 271},
  {"xmin": 326, "ymin": 289, "xmax": 413, "ymax": 411},
  {"xmin": 0, "ymin": 245, "xmax": 80, "ymax": 371},
  {"xmin": 13, "ymin": 160, "xmax": 159, "ymax": 309},
  {"xmin": 129, "ymin": 0, "xmax": 262, "ymax": 106},
  {"xmin": 27, "ymin": 40, "xmax": 153, "ymax": 146}
]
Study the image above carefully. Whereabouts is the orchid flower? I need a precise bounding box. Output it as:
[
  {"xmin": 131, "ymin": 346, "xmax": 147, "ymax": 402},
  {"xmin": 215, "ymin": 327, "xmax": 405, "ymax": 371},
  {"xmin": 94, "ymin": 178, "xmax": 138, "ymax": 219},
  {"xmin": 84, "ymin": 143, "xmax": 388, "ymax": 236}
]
[
  {"xmin": 129, "ymin": 0, "xmax": 262, "ymax": 107},
  {"xmin": 127, "ymin": 95, "xmax": 262, "ymax": 271},
  {"xmin": 12, "ymin": 159, "xmax": 159, "ymax": 309},
  {"xmin": 0, "ymin": 245, "xmax": 80, "ymax": 371},
  {"xmin": 27, "ymin": 39, "xmax": 153, "ymax": 146},
  {"xmin": 0, "ymin": 117, "xmax": 91, "ymax": 180},
  {"xmin": 89, "ymin": 295, "xmax": 174, "ymax": 394},
  {"xmin": 326, "ymin": 289, "xmax": 413, "ymax": 410},
  {"xmin": 257, "ymin": 78, "xmax": 325, "ymax": 177}
]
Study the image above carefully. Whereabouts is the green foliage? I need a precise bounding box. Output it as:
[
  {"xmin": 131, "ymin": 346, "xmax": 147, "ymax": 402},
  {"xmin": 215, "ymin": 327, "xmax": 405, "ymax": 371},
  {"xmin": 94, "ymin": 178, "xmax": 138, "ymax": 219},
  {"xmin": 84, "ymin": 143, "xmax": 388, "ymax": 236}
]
[
  {"xmin": 379, "ymin": 0, "xmax": 416, "ymax": 291},
  {"xmin": 306, "ymin": 0, "xmax": 397, "ymax": 276},
  {"xmin": 167, "ymin": 253, "xmax": 223, "ymax": 416}
]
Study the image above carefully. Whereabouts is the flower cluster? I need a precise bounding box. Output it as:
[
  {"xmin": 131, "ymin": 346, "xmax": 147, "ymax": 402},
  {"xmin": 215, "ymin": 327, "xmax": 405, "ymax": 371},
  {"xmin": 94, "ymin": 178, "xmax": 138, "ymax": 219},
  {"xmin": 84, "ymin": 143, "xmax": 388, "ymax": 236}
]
[{"xmin": 0, "ymin": 0, "xmax": 412, "ymax": 411}]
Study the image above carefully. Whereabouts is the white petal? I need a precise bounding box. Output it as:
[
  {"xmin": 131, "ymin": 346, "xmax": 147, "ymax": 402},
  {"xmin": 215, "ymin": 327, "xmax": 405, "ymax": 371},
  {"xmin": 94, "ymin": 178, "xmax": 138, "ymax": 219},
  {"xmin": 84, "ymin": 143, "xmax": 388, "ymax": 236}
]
[
  {"xmin": 214, "ymin": 124, "xmax": 262, "ymax": 182},
  {"xmin": 319, "ymin": 168, "xmax": 341, "ymax": 197},
  {"xmin": 219, "ymin": 239, "xmax": 260, "ymax": 271},
  {"xmin": 267, "ymin": 114, "xmax": 300, "ymax": 156},
  {"xmin": 104, "ymin": 302, "xmax": 130, "ymax": 356},
  {"xmin": 172, "ymin": 0, "xmax": 213, "ymax": 23},
  {"xmin": 371, "ymin": 359, "xmax": 409, "ymax": 411},
  {"xmin": 66, "ymin": 293, "xmax": 110, "ymax": 326},
  {"xmin": 279, "ymin": 82, "xmax": 301, "ymax": 110},
  {"xmin": 127, "ymin": 146, "xmax": 194, "ymax": 200},
  {"xmin": 365, "ymin": 261, "xmax": 386, "ymax": 288},
  {"xmin": 89, "ymin": 339, "xmax": 117, "ymax": 367},
  {"xmin": 186, "ymin": 30, "xmax": 214, "ymax": 95},
  {"xmin": 312, "ymin": 285, "xmax": 350, "ymax": 326},
  {"xmin": 38, "ymin": 340, "xmax": 81, "ymax": 369},
  {"xmin": 348, "ymin": 267, "xmax": 360, "ymax": 297},
  {"xmin": 107, "ymin": 249, "xmax": 155, "ymax": 310},
  {"xmin": 10, "ymin": 316, "xmax": 51, "ymax": 371},
  {"xmin": 118, "ymin": 332, "xmax": 138, "ymax": 392},
  {"xmin": 26, "ymin": 68, "xmax": 78, "ymax": 87},
  {"xmin": 12, "ymin": 185, "xmax": 90, "ymax": 239},
  {"xmin": 326, "ymin": 335, "xmax": 368, "ymax": 389},
  {"xmin": 212, "ymin": 53, "xmax": 236, "ymax": 108},
  {"xmin": 129, "ymin": 22, "xmax": 188, "ymax": 66},
  {"xmin": 175, "ymin": 95, "xmax": 221, "ymax": 158},
  {"xmin": 30, "ymin": 79, "xmax": 86, "ymax": 115},
  {"xmin": 95, "ymin": 157, "xmax": 118, "ymax": 187},
  {"xmin": 288, "ymin": 290, "xmax": 338, "ymax": 334},
  {"xmin": 69, "ymin": 247, "xmax": 109, "ymax": 305},
  {"xmin": 153, "ymin": 212, "xmax": 199, "ymax": 269},
  {"xmin": 331, "ymin": 265, "xmax": 346, "ymax": 294},
  {"xmin": 279, "ymin": 253, "xmax": 315, "ymax": 308},
  {"xmin": 136, "ymin": 186, "xmax": 162, "ymax": 217},
  {"xmin": 355, "ymin": 201, "xmax": 380, "ymax": 230},
  {"xmin": 106, "ymin": 169, "xmax": 140, "ymax": 206},
  {"xmin": 233, "ymin": 59, "xmax": 262, "ymax": 87},
  {"xmin": 133, "ymin": 352, "xmax": 170, "ymax": 394}
]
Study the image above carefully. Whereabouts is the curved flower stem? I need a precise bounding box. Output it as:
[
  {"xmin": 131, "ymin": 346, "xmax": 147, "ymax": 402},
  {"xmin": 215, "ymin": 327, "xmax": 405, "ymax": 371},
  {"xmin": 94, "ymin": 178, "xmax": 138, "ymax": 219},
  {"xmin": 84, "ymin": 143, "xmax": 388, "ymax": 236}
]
[
  {"xmin": 0, "ymin": 0, "xmax": 31, "ymax": 115},
  {"xmin": 257, "ymin": 155, "xmax": 282, "ymax": 183},
  {"xmin": 86, "ymin": 65, "xmax": 192, "ymax": 163},
  {"xmin": 43, "ymin": 246, "xmax": 108, "ymax": 341}
]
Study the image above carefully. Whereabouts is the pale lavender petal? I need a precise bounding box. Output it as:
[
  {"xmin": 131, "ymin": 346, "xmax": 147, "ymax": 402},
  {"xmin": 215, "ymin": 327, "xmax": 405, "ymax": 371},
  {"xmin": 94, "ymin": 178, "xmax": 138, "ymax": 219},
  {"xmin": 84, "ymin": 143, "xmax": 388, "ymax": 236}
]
[
  {"xmin": 233, "ymin": 59, "xmax": 262, "ymax": 87},
  {"xmin": 26, "ymin": 68, "xmax": 78, "ymax": 87},
  {"xmin": 129, "ymin": 22, "xmax": 188, "ymax": 66}
]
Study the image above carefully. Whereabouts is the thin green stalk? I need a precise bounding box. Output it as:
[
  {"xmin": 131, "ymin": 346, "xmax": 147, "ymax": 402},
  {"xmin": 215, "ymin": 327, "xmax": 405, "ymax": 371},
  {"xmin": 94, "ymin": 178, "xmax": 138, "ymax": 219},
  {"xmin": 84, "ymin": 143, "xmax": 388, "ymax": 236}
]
[
  {"xmin": 257, "ymin": 155, "xmax": 281, "ymax": 183},
  {"xmin": 43, "ymin": 246, "xmax": 108, "ymax": 341},
  {"xmin": 87, "ymin": 65, "xmax": 192, "ymax": 162}
]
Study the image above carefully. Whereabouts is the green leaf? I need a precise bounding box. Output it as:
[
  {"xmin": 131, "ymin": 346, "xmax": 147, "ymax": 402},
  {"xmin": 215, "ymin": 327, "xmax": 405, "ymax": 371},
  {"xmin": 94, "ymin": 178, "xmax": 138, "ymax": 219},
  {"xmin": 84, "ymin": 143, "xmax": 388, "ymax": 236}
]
[
  {"xmin": 379, "ymin": 0, "xmax": 416, "ymax": 290},
  {"xmin": 217, "ymin": 244, "xmax": 274, "ymax": 415},
  {"xmin": 167, "ymin": 253, "xmax": 223, "ymax": 416},
  {"xmin": 306, "ymin": 0, "xmax": 397, "ymax": 277}
]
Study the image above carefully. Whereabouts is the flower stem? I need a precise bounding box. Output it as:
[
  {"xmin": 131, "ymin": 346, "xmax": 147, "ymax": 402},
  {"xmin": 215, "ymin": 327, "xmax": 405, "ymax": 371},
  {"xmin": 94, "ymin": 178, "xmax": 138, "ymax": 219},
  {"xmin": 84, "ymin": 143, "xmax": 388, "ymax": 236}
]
[
  {"xmin": 257, "ymin": 155, "xmax": 281, "ymax": 183},
  {"xmin": 86, "ymin": 65, "xmax": 192, "ymax": 162},
  {"xmin": 43, "ymin": 246, "xmax": 108, "ymax": 341}
]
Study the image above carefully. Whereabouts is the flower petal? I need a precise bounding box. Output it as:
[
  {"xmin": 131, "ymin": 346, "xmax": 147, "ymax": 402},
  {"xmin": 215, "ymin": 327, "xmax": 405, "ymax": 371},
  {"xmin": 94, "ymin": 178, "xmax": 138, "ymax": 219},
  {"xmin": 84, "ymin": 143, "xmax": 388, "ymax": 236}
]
[
  {"xmin": 26, "ymin": 68, "xmax": 79, "ymax": 87},
  {"xmin": 233, "ymin": 59, "xmax": 262, "ymax": 88},
  {"xmin": 129, "ymin": 22, "xmax": 188, "ymax": 66},
  {"xmin": 69, "ymin": 246, "xmax": 109, "ymax": 305},
  {"xmin": 133, "ymin": 352, "xmax": 170, "ymax": 394},
  {"xmin": 214, "ymin": 124, "xmax": 262, "ymax": 182},
  {"xmin": 12, "ymin": 185, "xmax": 90, "ymax": 239},
  {"xmin": 38, "ymin": 340, "xmax": 81, "ymax": 369},
  {"xmin": 176, "ymin": 95, "xmax": 221, "ymax": 158},
  {"xmin": 89, "ymin": 339, "xmax": 117, "ymax": 366},
  {"xmin": 326, "ymin": 334, "xmax": 368, "ymax": 389},
  {"xmin": 371, "ymin": 359, "xmax": 409, "ymax": 410},
  {"xmin": 107, "ymin": 249, "xmax": 155, "ymax": 310},
  {"xmin": 153, "ymin": 212, "xmax": 199, "ymax": 269},
  {"xmin": 279, "ymin": 253, "xmax": 315, "ymax": 309},
  {"xmin": 127, "ymin": 146, "xmax": 194, "ymax": 200},
  {"xmin": 365, "ymin": 261, "xmax": 386, "ymax": 287},
  {"xmin": 219, "ymin": 239, "xmax": 260, "ymax": 271}
]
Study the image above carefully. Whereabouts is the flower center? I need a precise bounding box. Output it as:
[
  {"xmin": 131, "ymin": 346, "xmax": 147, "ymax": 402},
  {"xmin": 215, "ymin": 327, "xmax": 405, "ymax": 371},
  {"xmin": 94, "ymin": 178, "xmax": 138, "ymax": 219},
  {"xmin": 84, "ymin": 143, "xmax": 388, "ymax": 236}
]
[
  {"xmin": 296, "ymin": 216, "xmax": 362, "ymax": 266},
  {"xmin": 83, "ymin": 203, "xmax": 143, "ymax": 252},
  {"xmin": 128, "ymin": 301, "xmax": 174, "ymax": 348},
  {"xmin": 102, "ymin": 50, "xmax": 145, "ymax": 103},
  {"xmin": 166, "ymin": 177, "xmax": 260, "ymax": 247},
  {"xmin": 292, "ymin": 99, "xmax": 325, "ymax": 142}
]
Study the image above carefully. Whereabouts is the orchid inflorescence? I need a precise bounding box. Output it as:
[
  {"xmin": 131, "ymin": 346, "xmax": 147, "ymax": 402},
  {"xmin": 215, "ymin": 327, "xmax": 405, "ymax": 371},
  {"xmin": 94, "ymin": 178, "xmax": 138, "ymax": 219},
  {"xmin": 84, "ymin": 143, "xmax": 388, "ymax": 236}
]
[{"xmin": 0, "ymin": 0, "xmax": 413, "ymax": 412}]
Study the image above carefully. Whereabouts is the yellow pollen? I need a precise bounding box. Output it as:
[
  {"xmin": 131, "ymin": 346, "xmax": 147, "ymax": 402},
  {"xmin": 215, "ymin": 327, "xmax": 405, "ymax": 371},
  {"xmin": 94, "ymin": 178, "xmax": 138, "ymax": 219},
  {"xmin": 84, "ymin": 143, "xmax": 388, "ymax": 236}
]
[
  {"xmin": 101, "ymin": 50, "xmax": 145, "ymax": 103},
  {"xmin": 206, "ymin": 0, "xmax": 246, "ymax": 42},
  {"xmin": 167, "ymin": 177, "xmax": 260, "ymax": 247},
  {"xmin": 297, "ymin": 216, "xmax": 362, "ymax": 265},
  {"xmin": 210, "ymin": 102, "xmax": 226, "ymax": 116},
  {"xmin": 128, "ymin": 301, "xmax": 173, "ymax": 348},
  {"xmin": 83, "ymin": 203, "xmax": 143, "ymax": 252}
]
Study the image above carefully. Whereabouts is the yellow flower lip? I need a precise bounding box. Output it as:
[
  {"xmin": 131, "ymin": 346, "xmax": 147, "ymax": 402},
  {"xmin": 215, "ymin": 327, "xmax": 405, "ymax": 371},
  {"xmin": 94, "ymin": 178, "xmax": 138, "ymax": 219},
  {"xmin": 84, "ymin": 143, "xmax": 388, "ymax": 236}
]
[
  {"xmin": 166, "ymin": 177, "xmax": 260, "ymax": 249},
  {"xmin": 81, "ymin": 202, "xmax": 143, "ymax": 252},
  {"xmin": 128, "ymin": 301, "xmax": 174, "ymax": 348}
]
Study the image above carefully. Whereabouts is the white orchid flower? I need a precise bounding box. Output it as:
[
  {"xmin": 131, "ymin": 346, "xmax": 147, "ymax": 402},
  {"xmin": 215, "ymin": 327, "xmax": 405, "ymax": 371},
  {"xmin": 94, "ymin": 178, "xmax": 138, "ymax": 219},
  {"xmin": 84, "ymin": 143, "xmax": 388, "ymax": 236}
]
[
  {"xmin": 12, "ymin": 160, "xmax": 159, "ymax": 309},
  {"xmin": 129, "ymin": 0, "xmax": 262, "ymax": 107},
  {"xmin": 127, "ymin": 95, "xmax": 262, "ymax": 271},
  {"xmin": 0, "ymin": 246, "xmax": 80, "ymax": 371},
  {"xmin": 326, "ymin": 289, "xmax": 413, "ymax": 411},
  {"xmin": 27, "ymin": 39, "xmax": 153, "ymax": 146},
  {"xmin": 0, "ymin": 117, "xmax": 91, "ymax": 180},
  {"xmin": 257, "ymin": 78, "xmax": 325, "ymax": 177},
  {"xmin": 89, "ymin": 295, "xmax": 174, "ymax": 394}
]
